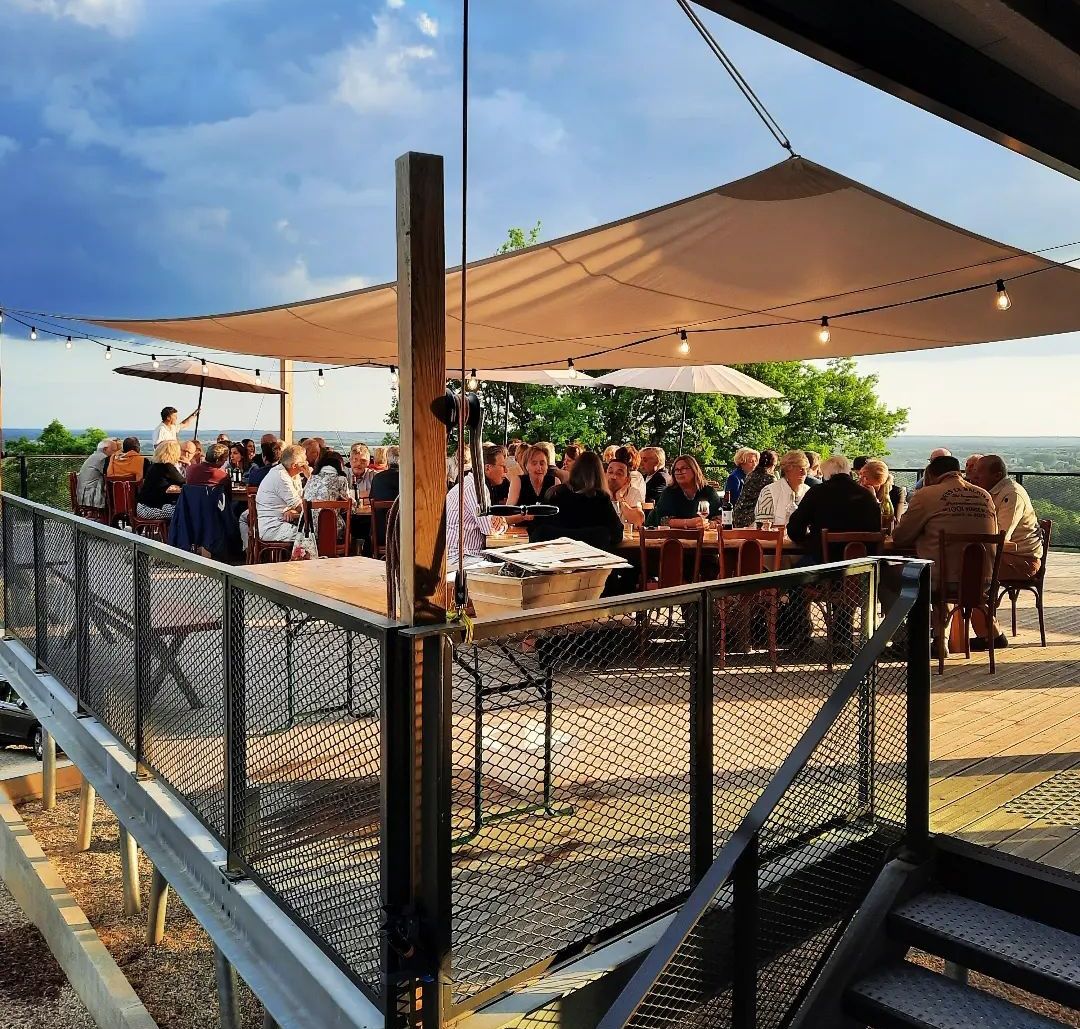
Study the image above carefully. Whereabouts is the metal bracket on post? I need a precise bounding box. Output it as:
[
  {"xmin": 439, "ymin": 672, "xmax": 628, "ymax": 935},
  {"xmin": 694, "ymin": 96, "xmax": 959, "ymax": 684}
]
[
  {"xmin": 690, "ymin": 590, "xmax": 714, "ymax": 884},
  {"xmin": 904, "ymin": 564, "xmax": 933, "ymax": 861}
]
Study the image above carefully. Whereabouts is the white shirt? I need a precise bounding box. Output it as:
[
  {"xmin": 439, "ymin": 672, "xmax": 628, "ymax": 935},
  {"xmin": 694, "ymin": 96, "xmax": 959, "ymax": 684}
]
[
  {"xmin": 447, "ymin": 474, "xmax": 499, "ymax": 568},
  {"xmin": 754, "ymin": 479, "xmax": 810, "ymax": 527},
  {"xmin": 153, "ymin": 422, "xmax": 179, "ymax": 447},
  {"xmin": 256, "ymin": 465, "xmax": 303, "ymax": 541},
  {"xmin": 630, "ymin": 470, "xmax": 648, "ymax": 497}
]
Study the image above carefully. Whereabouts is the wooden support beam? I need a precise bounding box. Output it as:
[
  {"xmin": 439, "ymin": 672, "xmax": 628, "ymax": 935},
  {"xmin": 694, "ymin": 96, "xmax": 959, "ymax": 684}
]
[
  {"xmin": 213, "ymin": 944, "xmax": 243, "ymax": 1029},
  {"xmin": 395, "ymin": 151, "xmax": 447, "ymax": 626},
  {"xmin": 147, "ymin": 867, "xmax": 170, "ymax": 945},
  {"xmin": 76, "ymin": 776, "xmax": 95, "ymax": 851},
  {"xmin": 119, "ymin": 825, "xmax": 141, "ymax": 915},
  {"xmin": 42, "ymin": 730, "xmax": 56, "ymax": 811},
  {"xmin": 279, "ymin": 359, "xmax": 294, "ymax": 442}
]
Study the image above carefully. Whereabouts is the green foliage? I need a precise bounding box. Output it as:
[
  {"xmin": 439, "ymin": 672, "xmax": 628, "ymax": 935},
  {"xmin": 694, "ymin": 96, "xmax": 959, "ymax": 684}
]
[
  {"xmin": 495, "ymin": 221, "xmax": 542, "ymax": 255},
  {"xmin": 2, "ymin": 419, "xmax": 107, "ymax": 511},
  {"xmin": 6, "ymin": 419, "xmax": 107, "ymax": 456}
]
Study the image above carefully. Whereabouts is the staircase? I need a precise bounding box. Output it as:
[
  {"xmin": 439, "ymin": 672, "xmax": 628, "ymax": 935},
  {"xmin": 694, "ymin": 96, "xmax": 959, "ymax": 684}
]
[{"xmin": 810, "ymin": 838, "xmax": 1080, "ymax": 1028}]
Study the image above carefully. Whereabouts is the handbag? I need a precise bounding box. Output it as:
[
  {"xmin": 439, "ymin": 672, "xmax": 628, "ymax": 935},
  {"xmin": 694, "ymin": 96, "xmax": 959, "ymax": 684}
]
[{"xmin": 290, "ymin": 509, "xmax": 319, "ymax": 561}]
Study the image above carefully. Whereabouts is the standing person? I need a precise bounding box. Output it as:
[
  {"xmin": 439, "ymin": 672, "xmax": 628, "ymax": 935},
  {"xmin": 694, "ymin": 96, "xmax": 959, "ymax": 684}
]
[
  {"xmin": 137, "ymin": 440, "xmax": 185, "ymax": 521},
  {"xmin": 732, "ymin": 450, "xmax": 778, "ymax": 527},
  {"xmin": 152, "ymin": 406, "xmax": 200, "ymax": 448},
  {"xmin": 647, "ymin": 455, "xmax": 722, "ymax": 528},
  {"xmin": 107, "ymin": 437, "xmax": 149, "ymax": 483},
  {"xmin": 446, "ymin": 444, "xmax": 509, "ymax": 567},
  {"xmin": 724, "ymin": 447, "xmax": 759, "ymax": 507},
  {"xmin": 605, "ymin": 447, "xmax": 645, "ymax": 529},
  {"xmin": 754, "ymin": 450, "xmax": 811, "ymax": 528},
  {"xmin": 76, "ymin": 438, "xmax": 120, "ymax": 511},
  {"xmin": 507, "ymin": 444, "xmax": 558, "ymax": 508},
  {"xmin": 639, "ymin": 447, "xmax": 669, "ymax": 505}
]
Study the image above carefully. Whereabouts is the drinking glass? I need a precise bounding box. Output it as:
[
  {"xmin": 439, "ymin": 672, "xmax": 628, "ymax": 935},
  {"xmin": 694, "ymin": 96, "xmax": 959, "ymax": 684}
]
[{"xmin": 697, "ymin": 500, "xmax": 711, "ymax": 520}]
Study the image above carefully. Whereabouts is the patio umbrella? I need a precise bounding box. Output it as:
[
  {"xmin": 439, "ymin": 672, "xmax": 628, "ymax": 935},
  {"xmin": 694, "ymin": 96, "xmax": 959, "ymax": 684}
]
[
  {"xmin": 114, "ymin": 357, "xmax": 286, "ymax": 441},
  {"xmin": 591, "ymin": 365, "xmax": 783, "ymax": 453},
  {"xmin": 469, "ymin": 367, "xmax": 606, "ymax": 444}
]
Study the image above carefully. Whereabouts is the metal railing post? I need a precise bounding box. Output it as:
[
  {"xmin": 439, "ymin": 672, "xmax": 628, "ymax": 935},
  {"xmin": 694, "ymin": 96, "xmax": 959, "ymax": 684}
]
[
  {"xmin": 74, "ymin": 529, "xmax": 89, "ymax": 711},
  {"xmin": 858, "ymin": 566, "xmax": 879, "ymax": 818},
  {"xmin": 731, "ymin": 833, "xmax": 759, "ymax": 1029},
  {"xmin": 132, "ymin": 546, "xmax": 151, "ymax": 774},
  {"xmin": 18, "ymin": 456, "xmax": 28, "ymax": 499},
  {"xmin": 1015, "ymin": 471, "xmax": 1025, "ymax": 485},
  {"xmin": 690, "ymin": 590, "xmax": 714, "ymax": 883},
  {"xmin": 905, "ymin": 564, "xmax": 932, "ymax": 858},
  {"xmin": 1, "ymin": 499, "xmax": 10, "ymax": 635},
  {"xmin": 32, "ymin": 511, "xmax": 46, "ymax": 669},
  {"xmin": 222, "ymin": 575, "xmax": 248, "ymax": 871}
]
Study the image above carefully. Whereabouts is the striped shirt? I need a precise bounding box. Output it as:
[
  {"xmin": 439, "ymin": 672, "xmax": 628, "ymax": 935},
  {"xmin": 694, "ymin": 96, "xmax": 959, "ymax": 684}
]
[{"xmin": 447, "ymin": 474, "xmax": 498, "ymax": 568}]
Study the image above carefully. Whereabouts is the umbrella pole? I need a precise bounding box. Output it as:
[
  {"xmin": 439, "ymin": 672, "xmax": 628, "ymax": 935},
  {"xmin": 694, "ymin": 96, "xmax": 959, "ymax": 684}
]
[
  {"xmin": 502, "ymin": 382, "xmax": 510, "ymax": 445},
  {"xmin": 193, "ymin": 382, "xmax": 205, "ymax": 441},
  {"xmin": 677, "ymin": 393, "xmax": 688, "ymax": 455}
]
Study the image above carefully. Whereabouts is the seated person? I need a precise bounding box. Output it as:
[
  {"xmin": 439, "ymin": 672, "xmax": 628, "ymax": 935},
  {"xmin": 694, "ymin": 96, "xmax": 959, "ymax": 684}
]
[
  {"xmin": 243, "ymin": 444, "xmax": 305, "ymax": 550},
  {"xmin": 251, "ymin": 432, "xmax": 277, "ymax": 468},
  {"xmin": 786, "ymin": 455, "xmax": 882, "ymax": 563},
  {"xmin": 908, "ymin": 447, "xmax": 952, "ymax": 492},
  {"xmin": 754, "ymin": 450, "xmax": 810, "ymax": 528},
  {"xmin": 186, "ymin": 442, "xmax": 233, "ymax": 499},
  {"xmin": 732, "ymin": 450, "xmax": 777, "ymax": 527},
  {"xmin": 178, "ymin": 440, "xmax": 199, "ymax": 478},
  {"xmin": 606, "ymin": 447, "xmax": 645, "ymax": 530},
  {"xmin": 855, "ymin": 457, "xmax": 907, "ymax": 524},
  {"xmin": 805, "ymin": 451, "xmax": 823, "ymax": 486},
  {"xmin": 639, "ymin": 446, "xmax": 670, "ymax": 505},
  {"xmin": 371, "ymin": 446, "xmax": 389, "ymax": 473},
  {"xmin": 647, "ymin": 455, "xmax": 722, "ymax": 527},
  {"xmin": 724, "ymin": 447, "xmax": 758, "ymax": 506},
  {"xmin": 507, "ymin": 444, "xmax": 558, "ymax": 510},
  {"xmin": 447, "ymin": 444, "xmax": 509, "ymax": 567},
  {"xmin": 76, "ymin": 438, "xmax": 120, "ymax": 511},
  {"xmin": 527, "ymin": 452, "xmax": 623, "ymax": 552},
  {"xmin": 302, "ymin": 437, "xmax": 323, "ymax": 476},
  {"xmin": 370, "ymin": 445, "xmax": 401, "ymax": 543},
  {"xmin": 136, "ymin": 440, "xmax": 185, "ymax": 520},
  {"xmin": 971, "ymin": 454, "xmax": 1044, "ymax": 581},
  {"xmin": 303, "ymin": 451, "xmax": 350, "ymax": 539},
  {"xmin": 227, "ymin": 442, "xmax": 251, "ymax": 482},
  {"xmin": 107, "ymin": 436, "xmax": 149, "ymax": 482},
  {"xmin": 347, "ymin": 443, "xmax": 376, "ymax": 495},
  {"xmin": 246, "ymin": 440, "xmax": 280, "ymax": 487}
]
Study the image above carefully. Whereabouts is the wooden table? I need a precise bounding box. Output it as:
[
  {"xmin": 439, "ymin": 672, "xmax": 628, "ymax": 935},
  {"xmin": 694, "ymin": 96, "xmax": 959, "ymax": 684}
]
[{"xmin": 246, "ymin": 556, "xmax": 390, "ymax": 616}]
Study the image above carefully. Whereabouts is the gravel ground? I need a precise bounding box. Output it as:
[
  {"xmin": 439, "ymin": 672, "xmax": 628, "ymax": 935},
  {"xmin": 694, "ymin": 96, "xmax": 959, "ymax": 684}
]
[
  {"xmin": 0, "ymin": 880, "xmax": 96, "ymax": 1029},
  {"xmin": 17, "ymin": 791, "xmax": 265, "ymax": 1029},
  {"xmin": 0, "ymin": 742, "xmax": 44, "ymax": 778}
]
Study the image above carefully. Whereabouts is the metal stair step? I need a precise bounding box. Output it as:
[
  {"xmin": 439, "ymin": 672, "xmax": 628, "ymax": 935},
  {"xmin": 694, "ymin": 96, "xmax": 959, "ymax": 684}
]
[
  {"xmin": 847, "ymin": 962, "xmax": 1070, "ymax": 1029},
  {"xmin": 890, "ymin": 891, "xmax": 1080, "ymax": 1010}
]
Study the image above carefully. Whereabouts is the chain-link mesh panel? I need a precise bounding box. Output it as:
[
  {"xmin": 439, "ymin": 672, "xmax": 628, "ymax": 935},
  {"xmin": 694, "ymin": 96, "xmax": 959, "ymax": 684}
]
[
  {"xmin": 5, "ymin": 504, "xmax": 37, "ymax": 655},
  {"xmin": 139, "ymin": 554, "xmax": 227, "ymax": 837},
  {"xmin": 230, "ymin": 586, "xmax": 383, "ymax": 994},
  {"xmin": 1022, "ymin": 473, "xmax": 1080, "ymax": 549},
  {"xmin": 0, "ymin": 502, "xmax": 7, "ymax": 632},
  {"xmin": 82, "ymin": 534, "xmax": 137, "ymax": 750},
  {"xmin": 1, "ymin": 456, "xmax": 86, "ymax": 511},
  {"xmin": 450, "ymin": 601, "xmax": 699, "ymax": 1004},
  {"xmin": 38, "ymin": 515, "xmax": 78, "ymax": 694}
]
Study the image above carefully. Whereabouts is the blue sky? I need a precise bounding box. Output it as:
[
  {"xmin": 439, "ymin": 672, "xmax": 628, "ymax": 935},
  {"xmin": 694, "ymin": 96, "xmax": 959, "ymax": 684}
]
[{"xmin": 1, "ymin": 0, "xmax": 1079, "ymax": 437}]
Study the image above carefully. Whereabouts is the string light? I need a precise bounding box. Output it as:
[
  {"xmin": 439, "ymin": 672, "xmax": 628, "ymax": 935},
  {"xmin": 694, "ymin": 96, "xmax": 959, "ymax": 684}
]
[
  {"xmin": 677, "ymin": 329, "xmax": 690, "ymax": 356},
  {"xmin": 0, "ymin": 310, "xmax": 4, "ymax": 325},
  {"xmin": 566, "ymin": 358, "xmax": 578, "ymax": 379},
  {"xmin": 105, "ymin": 346, "xmax": 112, "ymax": 360},
  {"xmin": 200, "ymin": 358, "xmax": 208, "ymax": 374},
  {"xmin": 389, "ymin": 365, "xmax": 398, "ymax": 385},
  {"xmin": 817, "ymin": 316, "xmax": 831, "ymax": 344},
  {"xmin": 995, "ymin": 279, "xmax": 1012, "ymax": 311},
  {"xmin": 65, "ymin": 336, "xmax": 72, "ymax": 350},
  {"xmin": 466, "ymin": 369, "xmax": 479, "ymax": 391},
  {"xmin": 317, "ymin": 368, "xmax": 326, "ymax": 388},
  {"xmin": 254, "ymin": 368, "xmax": 260, "ymax": 379},
  {"xmin": 30, "ymin": 326, "xmax": 37, "ymax": 341},
  {"xmin": 152, "ymin": 354, "xmax": 159, "ymax": 369}
]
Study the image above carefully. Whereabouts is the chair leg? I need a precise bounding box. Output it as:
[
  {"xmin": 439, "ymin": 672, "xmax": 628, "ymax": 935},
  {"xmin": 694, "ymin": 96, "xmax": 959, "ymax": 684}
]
[
  {"xmin": 987, "ymin": 610, "xmax": 996, "ymax": 674},
  {"xmin": 963, "ymin": 612, "xmax": 972, "ymax": 660},
  {"xmin": 1011, "ymin": 591, "xmax": 1018, "ymax": 638},
  {"xmin": 934, "ymin": 605, "xmax": 945, "ymax": 675},
  {"xmin": 1037, "ymin": 590, "xmax": 1047, "ymax": 647},
  {"xmin": 767, "ymin": 592, "xmax": 778, "ymax": 672},
  {"xmin": 824, "ymin": 594, "xmax": 834, "ymax": 675}
]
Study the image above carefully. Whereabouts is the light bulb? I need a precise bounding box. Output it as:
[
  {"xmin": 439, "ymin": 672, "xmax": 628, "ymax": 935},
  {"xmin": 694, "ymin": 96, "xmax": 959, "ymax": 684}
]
[
  {"xmin": 30, "ymin": 326, "xmax": 37, "ymax": 341},
  {"xmin": 466, "ymin": 369, "xmax": 479, "ymax": 391},
  {"xmin": 152, "ymin": 355, "xmax": 159, "ymax": 369},
  {"xmin": 254, "ymin": 367, "xmax": 260, "ymax": 379},
  {"xmin": 678, "ymin": 329, "xmax": 690, "ymax": 356},
  {"xmin": 566, "ymin": 358, "xmax": 577, "ymax": 379},
  {"xmin": 105, "ymin": 346, "xmax": 112, "ymax": 360},
  {"xmin": 0, "ymin": 310, "xmax": 4, "ymax": 325},
  {"xmin": 389, "ymin": 364, "xmax": 398, "ymax": 385},
  {"xmin": 65, "ymin": 336, "xmax": 72, "ymax": 350},
  {"xmin": 201, "ymin": 359, "xmax": 207, "ymax": 372},
  {"xmin": 817, "ymin": 316, "xmax": 831, "ymax": 345},
  {"xmin": 317, "ymin": 368, "xmax": 326, "ymax": 388},
  {"xmin": 995, "ymin": 279, "xmax": 1012, "ymax": 311}
]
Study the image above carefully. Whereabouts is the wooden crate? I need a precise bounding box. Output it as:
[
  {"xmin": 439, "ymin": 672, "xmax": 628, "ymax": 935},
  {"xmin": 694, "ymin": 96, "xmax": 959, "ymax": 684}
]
[{"xmin": 468, "ymin": 567, "xmax": 611, "ymax": 617}]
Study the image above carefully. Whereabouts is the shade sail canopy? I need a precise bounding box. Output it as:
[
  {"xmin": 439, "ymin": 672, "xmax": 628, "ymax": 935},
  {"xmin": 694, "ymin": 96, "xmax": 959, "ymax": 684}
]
[
  {"xmin": 592, "ymin": 364, "xmax": 782, "ymax": 398},
  {"xmin": 89, "ymin": 158, "xmax": 1080, "ymax": 370},
  {"xmin": 114, "ymin": 357, "xmax": 286, "ymax": 394}
]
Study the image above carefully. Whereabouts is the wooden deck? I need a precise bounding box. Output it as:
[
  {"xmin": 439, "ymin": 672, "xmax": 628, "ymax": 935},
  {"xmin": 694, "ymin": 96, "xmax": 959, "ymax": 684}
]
[{"xmin": 930, "ymin": 550, "xmax": 1080, "ymax": 872}]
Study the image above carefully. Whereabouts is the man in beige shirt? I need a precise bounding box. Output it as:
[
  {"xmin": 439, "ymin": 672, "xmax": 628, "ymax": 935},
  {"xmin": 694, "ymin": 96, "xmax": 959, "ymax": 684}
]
[{"xmin": 971, "ymin": 455, "xmax": 1044, "ymax": 578}]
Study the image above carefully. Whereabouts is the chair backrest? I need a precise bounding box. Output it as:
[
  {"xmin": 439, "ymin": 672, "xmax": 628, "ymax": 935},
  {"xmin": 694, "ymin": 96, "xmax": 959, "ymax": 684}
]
[
  {"xmin": 718, "ymin": 527, "xmax": 784, "ymax": 578},
  {"xmin": 117, "ymin": 479, "xmax": 138, "ymax": 520},
  {"xmin": 106, "ymin": 473, "xmax": 136, "ymax": 524},
  {"xmin": 246, "ymin": 490, "xmax": 261, "ymax": 543},
  {"xmin": 656, "ymin": 537, "xmax": 686, "ymax": 588},
  {"xmin": 68, "ymin": 471, "xmax": 80, "ymax": 511},
  {"xmin": 307, "ymin": 499, "xmax": 352, "ymax": 558},
  {"xmin": 820, "ymin": 530, "xmax": 888, "ymax": 563},
  {"xmin": 937, "ymin": 530, "xmax": 1006, "ymax": 609},
  {"xmin": 639, "ymin": 527, "xmax": 703, "ymax": 586},
  {"xmin": 1035, "ymin": 519, "xmax": 1053, "ymax": 584},
  {"xmin": 371, "ymin": 500, "xmax": 396, "ymax": 558}
]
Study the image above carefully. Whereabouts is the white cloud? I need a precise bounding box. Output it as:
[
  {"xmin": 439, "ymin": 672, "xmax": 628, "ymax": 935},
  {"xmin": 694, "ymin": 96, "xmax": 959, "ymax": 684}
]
[
  {"xmin": 386, "ymin": 0, "xmax": 404, "ymax": 7},
  {"xmin": 335, "ymin": 16, "xmax": 437, "ymax": 114},
  {"xmin": 275, "ymin": 218, "xmax": 300, "ymax": 243},
  {"xmin": 0, "ymin": 136, "xmax": 20, "ymax": 162},
  {"xmin": 265, "ymin": 258, "xmax": 370, "ymax": 302},
  {"xmin": 415, "ymin": 12, "xmax": 437, "ymax": 37},
  {"xmin": 13, "ymin": 0, "xmax": 143, "ymax": 37}
]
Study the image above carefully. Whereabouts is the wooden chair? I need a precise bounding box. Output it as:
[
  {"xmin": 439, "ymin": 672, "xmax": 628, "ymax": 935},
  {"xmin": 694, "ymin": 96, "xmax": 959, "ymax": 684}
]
[
  {"xmin": 106, "ymin": 474, "xmax": 136, "ymax": 528},
  {"xmin": 121, "ymin": 480, "xmax": 170, "ymax": 543},
  {"xmin": 370, "ymin": 500, "xmax": 396, "ymax": 560},
  {"xmin": 67, "ymin": 471, "xmax": 107, "ymax": 524},
  {"xmin": 246, "ymin": 491, "xmax": 292, "ymax": 564},
  {"xmin": 638, "ymin": 527, "xmax": 703, "ymax": 590},
  {"xmin": 714, "ymin": 527, "xmax": 785, "ymax": 671},
  {"xmin": 305, "ymin": 499, "xmax": 352, "ymax": 558},
  {"xmin": 997, "ymin": 519, "xmax": 1052, "ymax": 646},
  {"xmin": 934, "ymin": 530, "xmax": 1005, "ymax": 675}
]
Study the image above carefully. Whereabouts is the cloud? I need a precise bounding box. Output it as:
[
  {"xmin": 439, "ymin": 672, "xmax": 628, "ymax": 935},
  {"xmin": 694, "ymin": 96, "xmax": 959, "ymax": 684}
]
[
  {"xmin": 13, "ymin": 0, "xmax": 143, "ymax": 36},
  {"xmin": 335, "ymin": 15, "xmax": 437, "ymax": 114},
  {"xmin": 275, "ymin": 218, "xmax": 300, "ymax": 244},
  {"xmin": 386, "ymin": 0, "xmax": 404, "ymax": 7},
  {"xmin": 265, "ymin": 258, "xmax": 371, "ymax": 302},
  {"xmin": 0, "ymin": 135, "xmax": 19, "ymax": 162},
  {"xmin": 415, "ymin": 12, "xmax": 437, "ymax": 37}
]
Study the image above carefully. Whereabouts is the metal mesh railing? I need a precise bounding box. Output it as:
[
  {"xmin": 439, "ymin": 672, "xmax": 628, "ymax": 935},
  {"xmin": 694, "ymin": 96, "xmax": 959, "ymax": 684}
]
[{"xmin": 1, "ymin": 454, "xmax": 86, "ymax": 511}]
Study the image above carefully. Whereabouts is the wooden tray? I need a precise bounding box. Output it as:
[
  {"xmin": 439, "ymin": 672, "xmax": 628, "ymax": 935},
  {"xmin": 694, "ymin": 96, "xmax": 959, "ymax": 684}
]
[{"xmin": 468, "ymin": 567, "xmax": 610, "ymax": 617}]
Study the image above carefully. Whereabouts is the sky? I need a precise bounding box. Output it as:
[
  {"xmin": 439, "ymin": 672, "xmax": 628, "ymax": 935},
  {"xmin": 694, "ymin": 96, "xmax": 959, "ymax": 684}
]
[{"xmin": 1, "ymin": 0, "xmax": 1079, "ymax": 437}]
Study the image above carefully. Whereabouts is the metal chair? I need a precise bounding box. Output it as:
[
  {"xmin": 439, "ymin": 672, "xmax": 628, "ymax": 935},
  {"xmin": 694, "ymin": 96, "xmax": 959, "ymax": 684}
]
[
  {"xmin": 997, "ymin": 518, "xmax": 1052, "ymax": 646},
  {"xmin": 934, "ymin": 530, "xmax": 1005, "ymax": 674},
  {"xmin": 67, "ymin": 471, "xmax": 107, "ymax": 523}
]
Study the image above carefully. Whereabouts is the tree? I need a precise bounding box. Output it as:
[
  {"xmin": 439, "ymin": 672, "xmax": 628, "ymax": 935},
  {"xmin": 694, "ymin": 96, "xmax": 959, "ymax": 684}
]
[
  {"xmin": 3, "ymin": 419, "xmax": 108, "ymax": 510},
  {"xmin": 495, "ymin": 221, "xmax": 542, "ymax": 254},
  {"xmin": 6, "ymin": 419, "xmax": 106, "ymax": 456}
]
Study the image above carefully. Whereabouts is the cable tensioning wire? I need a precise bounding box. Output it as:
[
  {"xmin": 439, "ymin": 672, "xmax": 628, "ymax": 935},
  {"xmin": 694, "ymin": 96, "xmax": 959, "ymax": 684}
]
[{"xmin": 455, "ymin": 0, "xmax": 470, "ymax": 591}]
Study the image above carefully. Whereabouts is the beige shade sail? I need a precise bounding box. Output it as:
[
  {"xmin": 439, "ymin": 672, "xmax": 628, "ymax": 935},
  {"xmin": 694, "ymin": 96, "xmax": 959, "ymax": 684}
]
[
  {"xmin": 87, "ymin": 157, "xmax": 1080, "ymax": 369},
  {"xmin": 591, "ymin": 364, "xmax": 782, "ymax": 397}
]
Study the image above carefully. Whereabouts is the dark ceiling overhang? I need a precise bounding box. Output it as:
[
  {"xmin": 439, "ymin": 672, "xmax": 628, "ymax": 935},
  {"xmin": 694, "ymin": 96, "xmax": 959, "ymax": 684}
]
[{"xmin": 697, "ymin": 0, "xmax": 1080, "ymax": 179}]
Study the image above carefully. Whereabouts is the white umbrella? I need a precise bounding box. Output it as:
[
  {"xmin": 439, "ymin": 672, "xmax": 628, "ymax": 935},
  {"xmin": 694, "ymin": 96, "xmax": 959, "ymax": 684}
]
[
  {"xmin": 468, "ymin": 367, "xmax": 606, "ymax": 443},
  {"xmin": 591, "ymin": 364, "xmax": 782, "ymax": 453}
]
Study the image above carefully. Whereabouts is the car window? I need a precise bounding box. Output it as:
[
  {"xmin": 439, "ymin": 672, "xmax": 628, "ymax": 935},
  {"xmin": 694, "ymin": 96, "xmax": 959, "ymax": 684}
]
[{"xmin": 0, "ymin": 684, "xmax": 11, "ymax": 704}]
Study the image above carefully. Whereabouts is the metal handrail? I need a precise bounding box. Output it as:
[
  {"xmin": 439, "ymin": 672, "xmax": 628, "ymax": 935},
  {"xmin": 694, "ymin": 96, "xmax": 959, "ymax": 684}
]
[{"xmin": 597, "ymin": 560, "xmax": 930, "ymax": 1029}]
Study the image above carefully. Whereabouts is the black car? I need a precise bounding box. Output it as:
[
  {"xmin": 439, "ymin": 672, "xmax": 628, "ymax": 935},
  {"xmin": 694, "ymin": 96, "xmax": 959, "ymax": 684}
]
[{"xmin": 0, "ymin": 680, "xmax": 44, "ymax": 760}]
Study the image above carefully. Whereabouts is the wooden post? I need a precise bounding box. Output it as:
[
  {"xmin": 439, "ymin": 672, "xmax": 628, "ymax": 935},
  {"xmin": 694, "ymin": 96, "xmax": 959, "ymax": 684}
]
[
  {"xmin": 213, "ymin": 944, "xmax": 242, "ymax": 1029},
  {"xmin": 42, "ymin": 730, "xmax": 56, "ymax": 810},
  {"xmin": 119, "ymin": 825, "xmax": 141, "ymax": 915},
  {"xmin": 395, "ymin": 152, "xmax": 447, "ymax": 625},
  {"xmin": 76, "ymin": 776, "xmax": 96, "ymax": 851},
  {"xmin": 147, "ymin": 868, "xmax": 170, "ymax": 944},
  {"xmin": 279, "ymin": 359, "xmax": 294, "ymax": 442}
]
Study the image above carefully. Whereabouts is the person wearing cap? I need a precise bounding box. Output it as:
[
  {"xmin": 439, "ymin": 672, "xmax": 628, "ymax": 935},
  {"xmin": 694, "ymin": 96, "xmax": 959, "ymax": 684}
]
[
  {"xmin": 76, "ymin": 437, "xmax": 121, "ymax": 511},
  {"xmin": 153, "ymin": 406, "xmax": 200, "ymax": 448}
]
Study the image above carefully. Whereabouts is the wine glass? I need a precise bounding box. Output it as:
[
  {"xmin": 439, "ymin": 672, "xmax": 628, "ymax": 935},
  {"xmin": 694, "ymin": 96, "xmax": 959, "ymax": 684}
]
[{"xmin": 697, "ymin": 500, "xmax": 711, "ymax": 521}]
